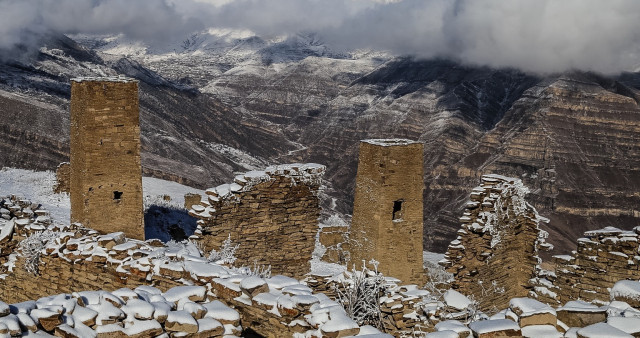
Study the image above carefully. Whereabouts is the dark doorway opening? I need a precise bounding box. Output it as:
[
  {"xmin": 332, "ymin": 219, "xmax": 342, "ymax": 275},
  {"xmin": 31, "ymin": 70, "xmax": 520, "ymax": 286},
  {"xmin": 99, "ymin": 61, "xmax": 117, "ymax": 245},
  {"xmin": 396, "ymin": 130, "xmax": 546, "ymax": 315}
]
[{"xmin": 392, "ymin": 199, "xmax": 404, "ymax": 221}]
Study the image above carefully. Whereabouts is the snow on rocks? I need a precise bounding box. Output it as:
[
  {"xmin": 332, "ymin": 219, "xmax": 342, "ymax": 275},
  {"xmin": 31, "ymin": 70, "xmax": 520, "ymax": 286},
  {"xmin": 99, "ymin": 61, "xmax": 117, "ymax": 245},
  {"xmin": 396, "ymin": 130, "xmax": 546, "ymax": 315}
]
[
  {"xmin": 190, "ymin": 162, "xmax": 325, "ymax": 220},
  {"xmin": 240, "ymin": 276, "xmax": 269, "ymax": 297},
  {"xmin": 0, "ymin": 287, "xmax": 241, "ymax": 337},
  {"xmin": 468, "ymin": 319, "xmax": 521, "ymax": 337},
  {"xmin": 508, "ymin": 297, "xmax": 556, "ymax": 327},
  {"xmin": 556, "ymin": 301, "xmax": 607, "ymax": 328},
  {"xmin": 521, "ymin": 324, "xmax": 563, "ymax": 338},
  {"xmin": 611, "ymin": 280, "xmax": 640, "ymax": 307},
  {"xmin": 434, "ymin": 320, "xmax": 472, "ymax": 336},
  {"xmin": 607, "ymin": 317, "xmax": 640, "ymax": 336},
  {"xmin": 443, "ymin": 290, "xmax": 472, "ymax": 311},
  {"xmin": 163, "ymin": 286, "xmax": 206, "ymax": 304},
  {"xmin": 0, "ymin": 302, "xmax": 8, "ymax": 317},
  {"xmin": 576, "ymin": 322, "xmax": 633, "ymax": 338}
]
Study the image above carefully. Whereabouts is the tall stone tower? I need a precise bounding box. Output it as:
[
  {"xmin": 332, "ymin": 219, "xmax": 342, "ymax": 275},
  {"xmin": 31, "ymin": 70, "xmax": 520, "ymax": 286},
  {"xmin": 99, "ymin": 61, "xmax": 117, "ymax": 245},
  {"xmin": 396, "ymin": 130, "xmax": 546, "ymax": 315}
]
[
  {"xmin": 350, "ymin": 139, "xmax": 424, "ymax": 283},
  {"xmin": 70, "ymin": 77, "xmax": 143, "ymax": 240}
]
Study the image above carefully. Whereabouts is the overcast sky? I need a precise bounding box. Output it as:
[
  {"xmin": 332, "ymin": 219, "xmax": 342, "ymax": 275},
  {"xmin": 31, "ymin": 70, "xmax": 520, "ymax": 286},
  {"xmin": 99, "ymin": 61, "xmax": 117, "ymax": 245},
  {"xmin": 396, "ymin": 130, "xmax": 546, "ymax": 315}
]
[{"xmin": 1, "ymin": 0, "xmax": 640, "ymax": 74}]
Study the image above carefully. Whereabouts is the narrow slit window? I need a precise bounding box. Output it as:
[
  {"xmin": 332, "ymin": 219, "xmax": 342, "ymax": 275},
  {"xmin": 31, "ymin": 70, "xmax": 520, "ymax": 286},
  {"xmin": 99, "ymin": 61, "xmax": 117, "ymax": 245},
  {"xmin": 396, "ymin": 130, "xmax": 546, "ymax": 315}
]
[
  {"xmin": 392, "ymin": 200, "xmax": 404, "ymax": 221},
  {"xmin": 113, "ymin": 191, "xmax": 123, "ymax": 200}
]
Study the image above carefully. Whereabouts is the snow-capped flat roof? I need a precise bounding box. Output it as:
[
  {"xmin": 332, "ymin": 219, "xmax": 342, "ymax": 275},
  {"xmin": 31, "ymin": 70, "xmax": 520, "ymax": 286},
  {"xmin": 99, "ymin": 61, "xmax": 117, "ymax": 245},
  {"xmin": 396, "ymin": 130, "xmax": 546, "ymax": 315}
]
[
  {"xmin": 71, "ymin": 75, "xmax": 138, "ymax": 83},
  {"xmin": 362, "ymin": 138, "xmax": 421, "ymax": 146}
]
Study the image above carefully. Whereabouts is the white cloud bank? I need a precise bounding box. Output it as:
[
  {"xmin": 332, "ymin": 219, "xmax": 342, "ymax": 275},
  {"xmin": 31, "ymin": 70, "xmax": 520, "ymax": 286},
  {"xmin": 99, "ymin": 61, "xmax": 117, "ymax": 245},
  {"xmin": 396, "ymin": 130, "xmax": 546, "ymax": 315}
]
[{"xmin": 2, "ymin": 0, "xmax": 640, "ymax": 74}]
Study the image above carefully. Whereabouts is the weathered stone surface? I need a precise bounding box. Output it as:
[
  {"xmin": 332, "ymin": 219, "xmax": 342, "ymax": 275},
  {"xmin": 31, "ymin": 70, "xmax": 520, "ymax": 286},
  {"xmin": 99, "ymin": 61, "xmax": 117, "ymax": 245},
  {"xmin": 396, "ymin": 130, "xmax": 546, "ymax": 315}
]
[
  {"xmin": 0, "ymin": 301, "xmax": 8, "ymax": 317},
  {"xmin": 441, "ymin": 175, "xmax": 550, "ymax": 310},
  {"xmin": 54, "ymin": 162, "xmax": 70, "ymax": 194},
  {"xmin": 191, "ymin": 164, "xmax": 324, "ymax": 278},
  {"xmin": 165, "ymin": 311, "xmax": 199, "ymax": 333},
  {"xmin": 183, "ymin": 193, "xmax": 201, "ymax": 210},
  {"xmin": 240, "ymin": 276, "xmax": 269, "ymax": 298},
  {"xmin": 553, "ymin": 227, "xmax": 640, "ymax": 304},
  {"xmin": 519, "ymin": 313, "xmax": 557, "ymax": 327},
  {"xmin": 556, "ymin": 310, "xmax": 606, "ymax": 328},
  {"xmin": 69, "ymin": 78, "xmax": 143, "ymax": 240},
  {"xmin": 350, "ymin": 139, "xmax": 425, "ymax": 284},
  {"xmin": 34, "ymin": 311, "xmax": 62, "ymax": 331}
]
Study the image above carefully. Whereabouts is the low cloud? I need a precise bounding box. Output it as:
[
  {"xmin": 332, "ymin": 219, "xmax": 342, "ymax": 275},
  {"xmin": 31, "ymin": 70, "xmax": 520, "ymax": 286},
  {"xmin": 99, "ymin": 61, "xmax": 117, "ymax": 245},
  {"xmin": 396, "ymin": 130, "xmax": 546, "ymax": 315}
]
[{"xmin": 2, "ymin": 0, "xmax": 640, "ymax": 74}]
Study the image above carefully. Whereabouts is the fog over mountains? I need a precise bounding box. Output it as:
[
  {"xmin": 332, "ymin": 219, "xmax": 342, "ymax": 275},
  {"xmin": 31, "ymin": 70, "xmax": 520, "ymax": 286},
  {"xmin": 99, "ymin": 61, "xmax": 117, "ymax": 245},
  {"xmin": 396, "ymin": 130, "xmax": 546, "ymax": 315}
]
[
  {"xmin": 3, "ymin": 0, "xmax": 640, "ymax": 74},
  {"xmin": 1, "ymin": 0, "xmax": 640, "ymax": 254}
]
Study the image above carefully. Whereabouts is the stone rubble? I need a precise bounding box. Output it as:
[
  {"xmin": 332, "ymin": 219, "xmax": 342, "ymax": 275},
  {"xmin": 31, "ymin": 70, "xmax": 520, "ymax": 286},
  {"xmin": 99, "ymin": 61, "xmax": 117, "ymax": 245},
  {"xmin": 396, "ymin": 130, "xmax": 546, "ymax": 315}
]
[{"xmin": 0, "ymin": 196, "xmax": 384, "ymax": 337}]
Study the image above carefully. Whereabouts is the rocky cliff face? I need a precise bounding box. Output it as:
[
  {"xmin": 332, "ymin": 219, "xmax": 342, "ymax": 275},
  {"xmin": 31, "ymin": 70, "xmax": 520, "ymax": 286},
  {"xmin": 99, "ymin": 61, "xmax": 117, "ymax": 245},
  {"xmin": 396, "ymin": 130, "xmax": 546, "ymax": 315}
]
[
  {"xmin": 426, "ymin": 73, "xmax": 640, "ymax": 253},
  {"xmin": 2, "ymin": 33, "xmax": 639, "ymax": 254}
]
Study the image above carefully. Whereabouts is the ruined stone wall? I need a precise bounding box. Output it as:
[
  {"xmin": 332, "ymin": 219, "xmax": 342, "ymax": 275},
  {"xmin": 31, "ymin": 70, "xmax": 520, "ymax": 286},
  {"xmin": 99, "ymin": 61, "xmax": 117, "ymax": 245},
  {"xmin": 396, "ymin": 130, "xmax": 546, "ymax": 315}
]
[
  {"xmin": 553, "ymin": 226, "xmax": 640, "ymax": 305},
  {"xmin": 0, "ymin": 195, "xmax": 52, "ymax": 272},
  {"xmin": 350, "ymin": 139, "xmax": 425, "ymax": 284},
  {"xmin": 0, "ymin": 224, "xmax": 367, "ymax": 337},
  {"xmin": 70, "ymin": 77, "xmax": 143, "ymax": 240},
  {"xmin": 318, "ymin": 224, "xmax": 350, "ymax": 264},
  {"xmin": 53, "ymin": 162, "xmax": 70, "ymax": 194},
  {"xmin": 184, "ymin": 193, "xmax": 201, "ymax": 210},
  {"xmin": 190, "ymin": 163, "xmax": 324, "ymax": 279},
  {"xmin": 440, "ymin": 175, "xmax": 551, "ymax": 311}
]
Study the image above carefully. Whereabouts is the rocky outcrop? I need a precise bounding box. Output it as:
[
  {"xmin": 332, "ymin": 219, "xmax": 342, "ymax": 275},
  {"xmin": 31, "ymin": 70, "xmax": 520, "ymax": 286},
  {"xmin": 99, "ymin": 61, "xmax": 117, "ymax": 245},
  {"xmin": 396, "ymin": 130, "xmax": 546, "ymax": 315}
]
[
  {"xmin": 439, "ymin": 175, "xmax": 551, "ymax": 310},
  {"xmin": 426, "ymin": 73, "xmax": 640, "ymax": 253}
]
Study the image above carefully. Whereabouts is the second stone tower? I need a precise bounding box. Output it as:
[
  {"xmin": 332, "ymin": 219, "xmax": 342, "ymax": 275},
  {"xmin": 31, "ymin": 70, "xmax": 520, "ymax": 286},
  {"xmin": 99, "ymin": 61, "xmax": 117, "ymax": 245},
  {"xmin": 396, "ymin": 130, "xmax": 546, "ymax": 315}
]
[
  {"xmin": 350, "ymin": 139, "xmax": 424, "ymax": 283},
  {"xmin": 70, "ymin": 77, "xmax": 143, "ymax": 239}
]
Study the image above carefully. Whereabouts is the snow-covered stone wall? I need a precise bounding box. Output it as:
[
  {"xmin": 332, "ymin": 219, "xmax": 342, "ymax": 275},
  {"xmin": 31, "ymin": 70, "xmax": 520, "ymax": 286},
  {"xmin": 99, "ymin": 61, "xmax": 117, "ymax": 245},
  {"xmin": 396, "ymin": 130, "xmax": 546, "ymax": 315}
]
[
  {"xmin": 0, "ymin": 219, "xmax": 380, "ymax": 337},
  {"xmin": 553, "ymin": 226, "xmax": 640, "ymax": 305},
  {"xmin": 189, "ymin": 163, "xmax": 325, "ymax": 278},
  {"xmin": 439, "ymin": 175, "xmax": 552, "ymax": 311}
]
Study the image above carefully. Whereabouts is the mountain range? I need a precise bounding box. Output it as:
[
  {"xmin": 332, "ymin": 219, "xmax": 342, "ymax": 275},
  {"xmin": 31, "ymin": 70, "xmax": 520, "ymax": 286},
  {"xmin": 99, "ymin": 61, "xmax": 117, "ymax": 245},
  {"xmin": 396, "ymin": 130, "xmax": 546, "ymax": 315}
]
[{"xmin": 1, "ymin": 30, "xmax": 639, "ymax": 254}]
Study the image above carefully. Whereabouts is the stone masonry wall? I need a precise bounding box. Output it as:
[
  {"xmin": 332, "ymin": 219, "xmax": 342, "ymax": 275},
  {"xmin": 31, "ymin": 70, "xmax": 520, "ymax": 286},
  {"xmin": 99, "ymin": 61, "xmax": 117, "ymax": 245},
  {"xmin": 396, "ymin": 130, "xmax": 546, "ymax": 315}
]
[
  {"xmin": 440, "ymin": 175, "xmax": 551, "ymax": 311},
  {"xmin": 350, "ymin": 139, "xmax": 425, "ymax": 284},
  {"xmin": 70, "ymin": 77, "xmax": 143, "ymax": 240},
  {"xmin": 553, "ymin": 226, "xmax": 640, "ymax": 305},
  {"xmin": 0, "ymin": 220, "xmax": 369, "ymax": 337},
  {"xmin": 53, "ymin": 162, "xmax": 70, "ymax": 194},
  {"xmin": 190, "ymin": 163, "xmax": 325, "ymax": 279}
]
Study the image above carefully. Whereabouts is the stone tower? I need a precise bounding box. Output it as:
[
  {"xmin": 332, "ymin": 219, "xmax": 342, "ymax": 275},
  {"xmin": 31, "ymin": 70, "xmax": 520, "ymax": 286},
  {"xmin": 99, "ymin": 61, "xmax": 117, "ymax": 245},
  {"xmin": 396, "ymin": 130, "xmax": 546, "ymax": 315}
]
[
  {"xmin": 350, "ymin": 139, "xmax": 424, "ymax": 283},
  {"xmin": 70, "ymin": 77, "xmax": 143, "ymax": 239}
]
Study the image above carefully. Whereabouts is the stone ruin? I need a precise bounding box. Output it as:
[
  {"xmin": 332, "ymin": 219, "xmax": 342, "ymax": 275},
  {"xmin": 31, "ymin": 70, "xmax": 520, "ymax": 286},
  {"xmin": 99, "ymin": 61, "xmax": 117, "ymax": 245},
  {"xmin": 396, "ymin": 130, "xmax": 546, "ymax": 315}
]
[
  {"xmin": 551, "ymin": 226, "xmax": 640, "ymax": 305},
  {"xmin": 439, "ymin": 174, "xmax": 553, "ymax": 311},
  {"xmin": 53, "ymin": 162, "xmax": 70, "ymax": 194},
  {"xmin": 350, "ymin": 139, "xmax": 425, "ymax": 284},
  {"xmin": 0, "ymin": 197, "xmax": 378, "ymax": 337},
  {"xmin": 189, "ymin": 163, "xmax": 325, "ymax": 279},
  {"xmin": 69, "ymin": 77, "xmax": 143, "ymax": 240}
]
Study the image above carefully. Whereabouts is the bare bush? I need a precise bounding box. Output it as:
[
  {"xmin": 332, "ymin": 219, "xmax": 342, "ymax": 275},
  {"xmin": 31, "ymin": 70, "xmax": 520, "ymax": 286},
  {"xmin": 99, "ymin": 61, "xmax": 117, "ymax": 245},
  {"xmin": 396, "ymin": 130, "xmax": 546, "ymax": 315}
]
[
  {"xmin": 18, "ymin": 230, "xmax": 59, "ymax": 275},
  {"xmin": 334, "ymin": 260, "xmax": 386, "ymax": 329},
  {"xmin": 206, "ymin": 234, "xmax": 239, "ymax": 264}
]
